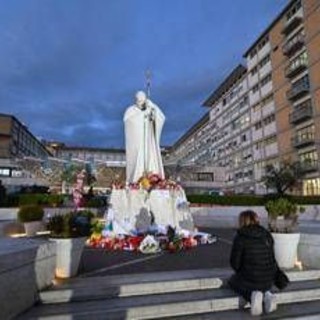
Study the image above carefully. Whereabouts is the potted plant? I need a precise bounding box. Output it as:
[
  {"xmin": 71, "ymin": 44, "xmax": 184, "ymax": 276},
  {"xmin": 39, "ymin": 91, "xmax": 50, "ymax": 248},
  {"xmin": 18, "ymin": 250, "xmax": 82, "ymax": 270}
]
[
  {"xmin": 17, "ymin": 205, "xmax": 44, "ymax": 236},
  {"xmin": 47, "ymin": 210, "xmax": 94, "ymax": 278},
  {"xmin": 265, "ymin": 197, "xmax": 305, "ymax": 269}
]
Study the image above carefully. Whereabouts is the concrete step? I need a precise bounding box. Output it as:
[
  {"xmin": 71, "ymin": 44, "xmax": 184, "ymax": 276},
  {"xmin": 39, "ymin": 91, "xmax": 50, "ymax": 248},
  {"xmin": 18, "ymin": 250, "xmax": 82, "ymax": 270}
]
[
  {"xmin": 19, "ymin": 279, "xmax": 320, "ymax": 319},
  {"xmin": 40, "ymin": 269, "xmax": 320, "ymax": 304},
  {"xmin": 166, "ymin": 300, "xmax": 320, "ymax": 319}
]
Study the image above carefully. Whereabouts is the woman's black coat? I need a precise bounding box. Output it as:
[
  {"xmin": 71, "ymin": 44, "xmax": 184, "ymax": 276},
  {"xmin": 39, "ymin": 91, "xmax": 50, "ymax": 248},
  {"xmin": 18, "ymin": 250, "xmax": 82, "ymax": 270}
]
[{"xmin": 229, "ymin": 224, "xmax": 278, "ymax": 291}]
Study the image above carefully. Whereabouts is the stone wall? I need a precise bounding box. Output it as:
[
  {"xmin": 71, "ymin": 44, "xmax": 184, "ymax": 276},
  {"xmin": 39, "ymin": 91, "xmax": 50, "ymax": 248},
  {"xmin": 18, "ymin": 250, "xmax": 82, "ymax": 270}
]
[{"xmin": 0, "ymin": 238, "xmax": 56, "ymax": 319}]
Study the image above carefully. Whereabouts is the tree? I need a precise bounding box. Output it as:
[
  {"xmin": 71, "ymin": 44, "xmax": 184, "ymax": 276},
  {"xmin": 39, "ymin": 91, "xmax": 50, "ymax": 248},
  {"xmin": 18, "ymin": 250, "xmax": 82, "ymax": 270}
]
[
  {"xmin": 263, "ymin": 162, "xmax": 303, "ymax": 196},
  {"xmin": 85, "ymin": 163, "xmax": 96, "ymax": 187}
]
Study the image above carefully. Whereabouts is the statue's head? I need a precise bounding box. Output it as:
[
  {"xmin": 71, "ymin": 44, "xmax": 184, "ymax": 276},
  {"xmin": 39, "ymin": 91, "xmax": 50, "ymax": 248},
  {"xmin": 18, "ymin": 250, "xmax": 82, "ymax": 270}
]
[{"xmin": 135, "ymin": 91, "xmax": 147, "ymax": 108}]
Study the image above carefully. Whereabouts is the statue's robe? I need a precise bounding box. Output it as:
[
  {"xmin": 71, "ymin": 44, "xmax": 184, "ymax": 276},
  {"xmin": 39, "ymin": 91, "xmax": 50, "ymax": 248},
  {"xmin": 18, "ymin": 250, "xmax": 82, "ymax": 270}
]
[{"xmin": 124, "ymin": 99, "xmax": 165, "ymax": 183}]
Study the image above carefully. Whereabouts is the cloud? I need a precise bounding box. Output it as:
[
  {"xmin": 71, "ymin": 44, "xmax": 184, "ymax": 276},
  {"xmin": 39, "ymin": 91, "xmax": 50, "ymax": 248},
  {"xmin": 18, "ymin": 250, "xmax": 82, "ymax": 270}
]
[{"xmin": 0, "ymin": 0, "xmax": 287, "ymax": 149}]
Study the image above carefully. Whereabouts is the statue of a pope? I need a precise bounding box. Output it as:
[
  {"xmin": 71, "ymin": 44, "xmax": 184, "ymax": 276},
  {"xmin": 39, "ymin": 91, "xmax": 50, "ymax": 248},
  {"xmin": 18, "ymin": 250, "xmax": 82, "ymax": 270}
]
[{"xmin": 124, "ymin": 91, "xmax": 165, "ymax": 183}]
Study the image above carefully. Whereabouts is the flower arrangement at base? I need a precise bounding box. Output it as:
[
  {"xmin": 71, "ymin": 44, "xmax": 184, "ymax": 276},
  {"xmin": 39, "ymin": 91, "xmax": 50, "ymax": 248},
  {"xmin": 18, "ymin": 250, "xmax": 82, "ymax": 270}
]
[
  {"xmin": 86, "ymin": 222, "xmax": 217, "ymax": 254},
  {"xmin": 138, "ymin": 235, "xmax": 161, "ymax": 254},
  {"xmin": 133, "ymin": 173, "xmax": 181, "ymax": 192}
]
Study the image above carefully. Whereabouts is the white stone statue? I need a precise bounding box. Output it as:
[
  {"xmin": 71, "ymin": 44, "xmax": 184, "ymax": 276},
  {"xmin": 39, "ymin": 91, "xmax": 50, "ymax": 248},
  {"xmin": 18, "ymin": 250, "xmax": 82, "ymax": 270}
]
[{"xmin": 124, "ymin": 91, "xmax": 165, "ymax": 183}]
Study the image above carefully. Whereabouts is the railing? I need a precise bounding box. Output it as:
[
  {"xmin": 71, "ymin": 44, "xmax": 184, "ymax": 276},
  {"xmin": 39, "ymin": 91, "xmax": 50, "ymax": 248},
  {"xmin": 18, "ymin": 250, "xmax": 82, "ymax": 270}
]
[
  {"xmin": 285, "ymin": 56, "xmax": 308, "ymax": 78},
  {"xmin": 282, "ymin": 9, "xmax": 303, "ymax": 35},
  {"xmin": 292, "ymin": 132, "xmax": 315, "ymax": 148},
  {"xmin": 287, "ymin": 79, "xmax": 310, "ymax": 101},
  {"xmin": 283, "ymin": 32, "xmax": 304, "ymax": 56},
  {"xmin": 289, "ymin": 100, "xmax": 313, "ymax": 124},
  {"xmin": 300, "ymin": 160, "xmax": 319, "ymax": 173}
]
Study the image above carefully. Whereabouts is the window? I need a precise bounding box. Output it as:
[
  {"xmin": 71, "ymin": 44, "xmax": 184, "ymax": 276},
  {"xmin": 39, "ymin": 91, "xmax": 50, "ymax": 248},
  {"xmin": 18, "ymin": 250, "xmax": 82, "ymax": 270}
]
[
  {"xmin": 288, "ymin": 50, "xmax": 308, "ymax": 71},
  {"xmin": 255, "ymin": 121, "xmax": 262, "ymax": 130},
  {"xmin": 238, "ymin": 96, "xmax": 249, "ymax": 110},
  {"xmin": 257, "ymin": 36, "xmax": 269, "ymax": 50},
  {"xmin": 250, "ymin": 66, "xmax": 258, "ymax": 76},
  {"xmin": 261, "ymin": 74, "xmax": 272, "ymax": 87},
  {"xmin": 264, "ymin": 135, "xmax": 277, "ymax": 145},
  {"xmin": 252, "ymin": 84, "xmax": 259, "ymax": 94},
  {"xmin": 303, "ymin": 178, "xmax": 320, "ymax": 196},
  {"xmin": 286, "ymin": 0, "xmax": 302, "ymax": 21},
  {"xmin": 296, "ymin": 124, "xmax": 315, "ymax": 139},
  {"xmin": 261, "ymin": 94, "xmax": 274, "ymax": 106},
  {"xmin": 11, "ymin": 170, "xmax": 23, "ymax": 177},
  {"xmin": 292, "ymin": 74, "xmax": 309, "ymax": 89},
  {"xmin": 255, "ymin": 141, "xmax": 264, "ymax": 150},
  {"xmin": 252, "ymin": 102, "xmax": 261, "ymax": 112},
  {"xmin": 299, "ymin": 150, "xmax": 318, "ymax": 163},
  {"xmin": 259, "ymin": 54, "xmax": 271, "ymax": 68},
  {"xmin": 249, "ymin": 49, "xmax": 257, "ymax": 59},
  {"xmin": 263, "ymin": 114, "xmax": 275, "ymax": 125},
  {"xmin": 0, "ymin": 168, "xmax": 10, "ymax": 177},
  {"xmin": 196, "ymin": 172, "xmax": 214, "ymax": 181}
]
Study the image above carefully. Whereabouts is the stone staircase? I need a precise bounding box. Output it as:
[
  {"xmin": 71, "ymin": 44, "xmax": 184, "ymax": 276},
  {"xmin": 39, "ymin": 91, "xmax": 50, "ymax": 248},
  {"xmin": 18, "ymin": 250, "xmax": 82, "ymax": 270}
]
[{"xmin": 17, "ymin": 269, "xmax": 320, "ymax": 319}]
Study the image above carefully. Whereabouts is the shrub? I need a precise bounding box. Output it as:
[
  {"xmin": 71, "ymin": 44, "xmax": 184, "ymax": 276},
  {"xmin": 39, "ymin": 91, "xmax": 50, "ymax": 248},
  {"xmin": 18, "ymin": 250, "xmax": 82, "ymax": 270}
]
[
  {"xmin": 265, "ymin": 198, "xmax": 305, "ymax": 233},
  {"xmin": 85, "ymin": 197, "xmax": 105, "ymax": 208},
  {"xmin": 187, "ymin": 194, "xmax": 320, "ymax": 206},
  {"xmin": 47, "ymin": 210, "xmax": 95, "ymax": 238},
  {"xmin": 18, "ymin": 194, "xmax": 65, "ymax": 207},
  {"xmin": 186, "ymin": 194, "xmax": 266, "ymax": 206},
  {"xmin": 47, "ymin": 194, "xmax": 65, "ymax": 207},
  {"xmin": 17, "ymin": 205, "xmax": 44, "ymax": 223}
]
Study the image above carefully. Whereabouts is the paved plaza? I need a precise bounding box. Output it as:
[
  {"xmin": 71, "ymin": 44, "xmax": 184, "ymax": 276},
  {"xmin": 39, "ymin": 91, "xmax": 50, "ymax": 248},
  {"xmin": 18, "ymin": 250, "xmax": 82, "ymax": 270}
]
[{"xmin": 79, "ymin": 228, "xmax": 235, "ymax": 277}]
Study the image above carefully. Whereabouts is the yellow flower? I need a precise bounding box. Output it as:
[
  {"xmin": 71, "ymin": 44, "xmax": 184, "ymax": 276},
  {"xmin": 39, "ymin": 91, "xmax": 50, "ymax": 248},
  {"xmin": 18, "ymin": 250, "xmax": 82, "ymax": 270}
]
[{"xmin": 140, "ymin": 177, "xmax": 151, "ymax": 189}]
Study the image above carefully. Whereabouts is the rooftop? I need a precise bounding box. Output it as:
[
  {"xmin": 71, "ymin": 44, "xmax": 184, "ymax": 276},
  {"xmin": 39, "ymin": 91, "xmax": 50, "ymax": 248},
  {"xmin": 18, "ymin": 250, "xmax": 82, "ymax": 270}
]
[
  {"xmin": 243, "ymin": 0, "xmax": 297, "ymax": 57},
  {"xmin": 202, "ymin": 64, "xmax": 247, "ymax": 107}
]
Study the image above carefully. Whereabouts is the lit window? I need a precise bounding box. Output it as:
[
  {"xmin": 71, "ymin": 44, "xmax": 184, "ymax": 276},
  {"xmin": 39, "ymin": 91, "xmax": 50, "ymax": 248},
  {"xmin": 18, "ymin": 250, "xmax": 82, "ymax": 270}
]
[{"xmin": 0, "ymin": 168, "xmax": 10, "ymax": 177}]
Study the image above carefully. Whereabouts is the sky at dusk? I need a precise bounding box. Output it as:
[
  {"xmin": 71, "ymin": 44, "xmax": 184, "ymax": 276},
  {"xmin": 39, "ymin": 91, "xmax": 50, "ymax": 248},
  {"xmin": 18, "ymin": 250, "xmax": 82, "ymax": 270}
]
[{"xmin": 0, "ymin": 0, "xmax": 288, "ymax": 148}]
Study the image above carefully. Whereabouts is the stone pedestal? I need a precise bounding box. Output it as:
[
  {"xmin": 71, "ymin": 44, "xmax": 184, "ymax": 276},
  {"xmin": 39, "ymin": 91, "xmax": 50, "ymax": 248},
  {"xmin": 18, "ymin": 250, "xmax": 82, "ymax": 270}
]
[{"xmin": 110, "ymin": 189, "xmax": 194, "ymax": 231}]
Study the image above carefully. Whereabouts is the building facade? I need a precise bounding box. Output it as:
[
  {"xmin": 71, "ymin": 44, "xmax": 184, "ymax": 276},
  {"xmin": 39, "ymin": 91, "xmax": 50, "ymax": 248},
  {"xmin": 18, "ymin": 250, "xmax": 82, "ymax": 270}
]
[
  {"xmin": 46, "ymin": 142, "xmax": 126, "ymax": 167},
  {"xmin": 0, "ymin": 114, "xmax": 51, "ymax": 188},
  {"xmin": 170, "ymin": 0, "xmax": 320, "ymax": 195},
  {"xmin": 244, "ymin": 0, "xmax": 320, "ymax": 195}
]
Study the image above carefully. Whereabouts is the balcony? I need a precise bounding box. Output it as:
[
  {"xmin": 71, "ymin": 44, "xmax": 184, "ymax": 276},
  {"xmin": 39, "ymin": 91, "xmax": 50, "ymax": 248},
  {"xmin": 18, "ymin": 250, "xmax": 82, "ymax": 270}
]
[
  {"xmin": 289, "ymin": 100, "xmax": 313, "ymax": 125},
  {"xmin": 292, "ymin": 132, "xmax": 315, "ymax": 148},
  {"xmin": 283, "ymin": 33, "xmax": 305, "ymax": 56},
  {"xmin": 285, "ymin": 57, "xmax": 308, "ymax": 78},
  {"xmin": 282, "ymin": 9, "xmax": 303, "ymax": 35},
  {"xmin": 287, "ymin": 78, "xmax": 310, "ymax": 101},
  {"xmin": 300, "ymin": 160, "xmax": 319, "ymax": 173}
]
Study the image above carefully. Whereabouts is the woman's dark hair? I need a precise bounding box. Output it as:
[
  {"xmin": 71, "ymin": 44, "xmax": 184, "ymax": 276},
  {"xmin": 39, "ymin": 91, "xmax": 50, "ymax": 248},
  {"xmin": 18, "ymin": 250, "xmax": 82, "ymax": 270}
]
[{"xmin": 238, "ymin": 210, "xmax": 260, "ymax": 228}]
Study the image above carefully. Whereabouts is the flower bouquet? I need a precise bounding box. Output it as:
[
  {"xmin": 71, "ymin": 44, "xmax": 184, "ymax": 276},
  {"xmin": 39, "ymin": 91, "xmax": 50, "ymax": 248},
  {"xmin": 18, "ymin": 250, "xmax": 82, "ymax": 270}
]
[
  {"xmin": 138, "ymin": 235, "xmax": 161, "ymax": 254},
  {"xmin": 135, "ymin": 172, "xmax": 181, "ymax": 192}
]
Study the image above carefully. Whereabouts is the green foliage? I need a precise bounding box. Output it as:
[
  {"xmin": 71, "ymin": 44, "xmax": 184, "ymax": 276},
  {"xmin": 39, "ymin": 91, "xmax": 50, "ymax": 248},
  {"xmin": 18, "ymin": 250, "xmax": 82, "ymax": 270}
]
[
  {"xmin": 91, "ymin": 219, "xmax": 105, "ymax": 234},
  {"xmin": 18, "ymin": 194, "xmax": 65, "ymax": 206},
  {"xmin": 265, "ymin": 198, "xmax": 305, "ymax": 233},
  {"xmin": 85, "ymin": 197, "xmax": 105, "ymax": 208},
  {"xmin": 61, "ymin": 164, "xmax": 82, "ymax": 184},
  {"xmin": 47, "ymin": 210, "xmax": 95, "ymax": 238},
  {"xmin": 187, "ymin": 194, "xmax": 266, "ymax": 206},
  {"xmin": 263, "ymin": 162, "xmax": 303, "ymax": 196},
  {"xmin": 187, "ymin": 194, "xmax": 320, "ymax": 206},
  {"xmin": 18, "ymin": 205, "xmax": 44, "ymax": 223}
]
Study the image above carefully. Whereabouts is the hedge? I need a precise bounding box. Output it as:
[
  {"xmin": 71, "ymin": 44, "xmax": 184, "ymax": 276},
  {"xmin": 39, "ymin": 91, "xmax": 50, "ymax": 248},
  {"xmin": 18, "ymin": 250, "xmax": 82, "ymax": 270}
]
[
  {"xmin": 18, "ymin": 194, "xmax": 65, "ymax": 206},
  {"xmin": 187, "ymin": 194, "xmax": 320, "ymax": 206}
]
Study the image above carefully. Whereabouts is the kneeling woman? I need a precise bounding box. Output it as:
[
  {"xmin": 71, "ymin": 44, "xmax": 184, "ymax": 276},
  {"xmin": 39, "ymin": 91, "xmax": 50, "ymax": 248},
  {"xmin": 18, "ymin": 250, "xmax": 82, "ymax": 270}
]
[{"xmin": 229, "ymin": 210, "xmax": 278, "ymax": 316}]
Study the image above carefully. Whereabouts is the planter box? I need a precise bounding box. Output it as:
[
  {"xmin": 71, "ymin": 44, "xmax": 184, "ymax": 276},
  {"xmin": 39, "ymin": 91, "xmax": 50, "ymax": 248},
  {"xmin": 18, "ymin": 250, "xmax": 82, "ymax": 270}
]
[
  {"xmin": 272, "ymin": 233, "xmax": 300, "ymax": 269},
  {"xmin": 298, "ymin": 233, "xmax": 320, "ymax": 269},
  {"xmin": 24, "ymin": 221, "xmax": 44, "ymax": 236},
  {"xmin": 51, "ymin": 237, "xmax": 86, "ymax": 278}
]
